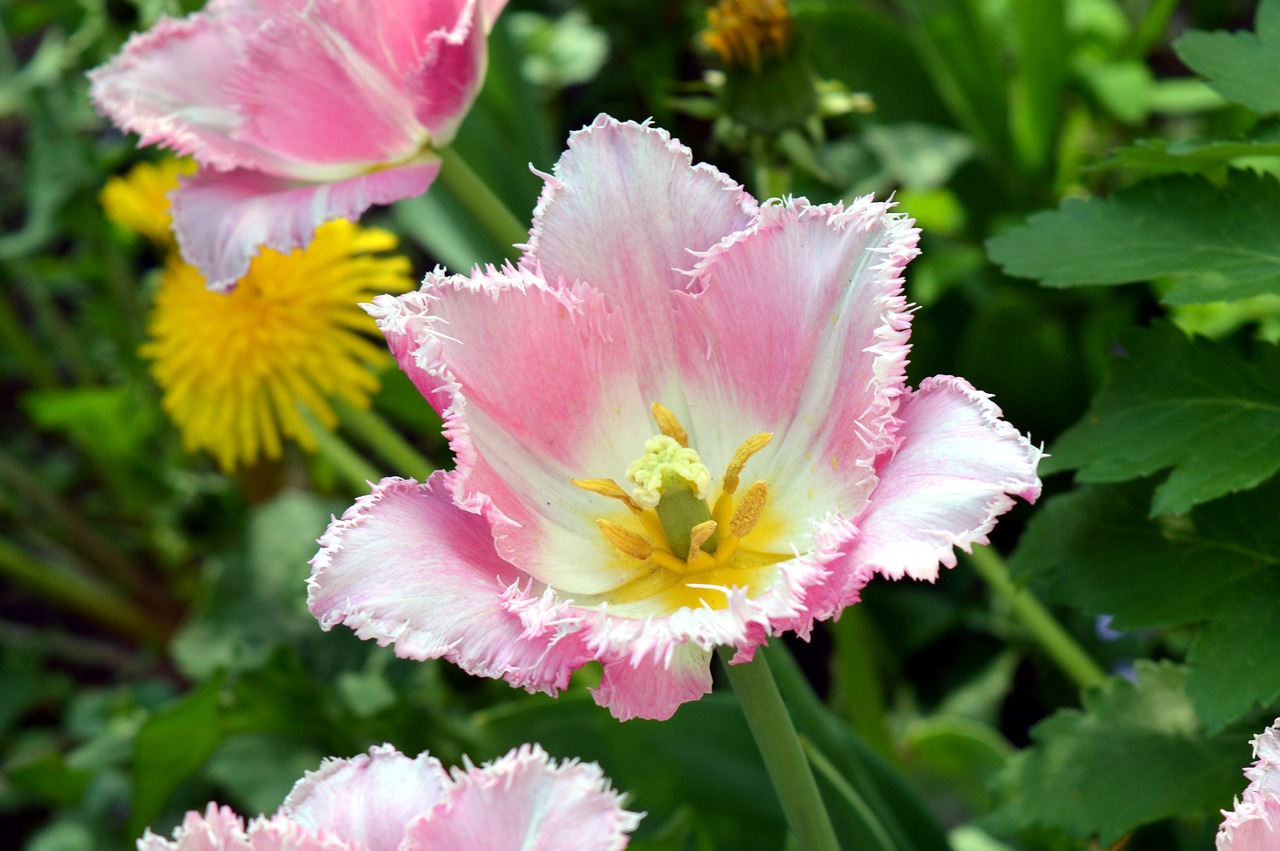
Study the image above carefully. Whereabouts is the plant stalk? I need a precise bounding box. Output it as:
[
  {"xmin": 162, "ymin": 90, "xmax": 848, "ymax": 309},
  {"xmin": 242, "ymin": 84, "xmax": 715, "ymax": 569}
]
[
  {"xmin": 967, "ymin": 545, "xmax": 1108, "ymax": 690},
  {"xmin": 717, "ymin": 646, "xmax": 842, "ymax": 851},
  {"xmin": 437, "ymin": 147, "xmax": 529, "ymax": 257},
  {"xmin": 334, "ymin": 398, "xmax": 435, "ymax": 481}
]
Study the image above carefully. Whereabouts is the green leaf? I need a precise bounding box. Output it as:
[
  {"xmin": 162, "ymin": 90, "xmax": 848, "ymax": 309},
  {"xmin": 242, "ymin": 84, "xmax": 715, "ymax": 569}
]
[
  {"xmin": 1175, "ymin": 0, "xmax": 1280, "ymax": 115},
  {"xmin": 895, "ymin": 0, "xmax": 1009, "ymax": 156},
  {"xmin": 171, "ymin": 491, "xmax": 338, "ymax": 679},
  {"xmin": 987, "ymin": 172, "xmax": 1280, "ymax": 303},
  {"xmin": 990, "ymin": 662, "xmax": 1248, "ymax": 844},
  {"xmin": 129, "ymin": 674, "xmax": 226, "ymax": 838},
  {"xmin": 1009, "ymin": 478, "xmax": 1280, "ymax": 727},
  {"xmin": 6, "ymin": 751, "xmax": 93, "ymax": 806},
  {"xmin": 1009, "ymin": 0, "xmax": 1067, "ymax": 174},
  {"xmin": 1045, "ymin": 324, "xmax": 1280, "ymax": 514},
  {"xmin": 1099, "ymin": 134, "xmax": 1280, "ymax": 178}
]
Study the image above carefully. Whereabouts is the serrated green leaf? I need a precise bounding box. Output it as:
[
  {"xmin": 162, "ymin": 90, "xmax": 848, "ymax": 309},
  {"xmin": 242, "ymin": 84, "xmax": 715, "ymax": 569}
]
[
  {"xmin": 1175, "ymin": 0, "xmax": 1280, "ymax": 115},
  {"xmin": 1188, "ymin": 596, "xmax": 1280, "ymax": 731},
  {"xmin": 1009, "ymin": 478, "xmax": 1280, "ymax": 727},
  {"xmin": 1045, "ymin": 324, "xmax": 1280, "ymax": 514},
  {"xmin": 987, "ymin": 172, "xmax": 1280, "ymax": 303},
  {"xmin": 1100, "ymin": 135, "xmax": 1280, "ymax": 178},
  {"xmin": 990, "ymin": 662, "xmax": 1248, "ymax": 844}
]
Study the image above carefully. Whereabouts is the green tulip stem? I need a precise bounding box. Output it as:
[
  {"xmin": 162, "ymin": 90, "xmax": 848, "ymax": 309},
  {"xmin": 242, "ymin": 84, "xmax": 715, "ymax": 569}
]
[
  {"xmin": 302, "ymin": 409, "xmax": 381, "ymax": 492},
  {"xmin": 334, "ymin": 399, "xmax": 435, "ymax": 482},
  {"xmin": 717, "ymin": 646, "xmax": 842, "ymax": 851},
  {"xmin": 967, "ymin": 545, "xmax": 1108, "ymax": 690},
  {"xmin": 437, "ymin": 147, "xmax": 529, "ymax": 257}
]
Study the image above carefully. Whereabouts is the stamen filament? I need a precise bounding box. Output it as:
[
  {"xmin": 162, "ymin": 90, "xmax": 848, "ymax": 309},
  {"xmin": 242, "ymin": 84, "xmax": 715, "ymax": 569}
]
[
  {"xmin": 597, "ymin": 519, "xmax": 654, "ymax": 560},
  {"xmin": 714, "ymin": 535, "xmax": 740, "ymax": 566},
  {"xmin": 652, "ymin": 549, "xmax": 689, "ymax": 573},
  {"xmin": 638, "ymin": 510, "xmax": 668, "ymax": 544}
]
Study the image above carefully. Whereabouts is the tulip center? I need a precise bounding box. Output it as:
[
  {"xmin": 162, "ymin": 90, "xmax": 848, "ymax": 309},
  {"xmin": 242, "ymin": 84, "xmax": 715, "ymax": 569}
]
[{"xmin": 572, "ymin": 403, "xmax": 778, "ymax": 588}]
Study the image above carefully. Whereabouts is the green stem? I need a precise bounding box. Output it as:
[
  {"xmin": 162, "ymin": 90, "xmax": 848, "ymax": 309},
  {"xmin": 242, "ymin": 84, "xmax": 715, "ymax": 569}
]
[
  {"xmin": 436, "ymin": 147, "xmax": 528, "ymax": 257},
  {"xmin": 804, "ymin": 741, "xmax": 899, "ymax": 851},
  {"xmin": 717, "ymin": 646, "xmax": 841, "ymax": 851},
  {"xmin": 765, "ymin": 643, "xmax": 938, "ymax": 851},
  {"xmin": 0, "ymin": 539, "xmax": 170, "ymax": 645},
  {"xmin": 334, "ymin": 399, "xmax": 435, "ymax": 481},
  {"xmin": 828, "ymin": 606, "xmax": 895, "ymax": 759},
  {"xmin": 1124, "ymin": 0, "xmax": 1178, "ymax": 60},
  {"xmin": 303, "ymin": 410, "xmax": 382, "ymax": 493},
  {"xmin": 966, "ymin": 545, "xmax": 1108, "ymax": 690}
]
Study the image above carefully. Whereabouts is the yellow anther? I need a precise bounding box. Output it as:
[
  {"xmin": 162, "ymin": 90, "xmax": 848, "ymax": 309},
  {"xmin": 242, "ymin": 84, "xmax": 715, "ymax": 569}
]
[
  {"xmin": 722, "ymin": 432, "xmax": 773, "ymax": 496},
  {"xmin": 730, "ymin": 480, "xmax": 768, "ymax": 538},
  {"xmin": 687, "ymin": 521, "xmax": 718, "ymax": 558},
  {"xmin": 597, "ymin": 519, "xmax": 653, "ymax": 561},
  {"xmin": 572, "ymin": 478, "xmax": 643, "ymax": 512},
  {"xmin": 651, "ymin": 402, "xmax": 689, "ymax": 448}
]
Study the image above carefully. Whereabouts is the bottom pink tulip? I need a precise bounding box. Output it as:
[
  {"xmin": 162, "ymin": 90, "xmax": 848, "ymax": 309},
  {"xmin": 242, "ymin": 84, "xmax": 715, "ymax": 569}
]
[
  {"xmin": 138, "ymin": 744, "xmax": 641, "ymax": 851},
  {"xmin": 1219, "ymin": 719, "xmax": 1280, "ymax": 850}
]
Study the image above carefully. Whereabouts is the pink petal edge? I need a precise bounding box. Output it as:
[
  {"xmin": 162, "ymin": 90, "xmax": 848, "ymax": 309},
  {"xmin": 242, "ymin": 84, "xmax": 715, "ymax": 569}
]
[
  {"xmin": 283, "ymin": 745, "xmax": 450, "ymax": 851},
  {"xmin": 520, "ymin": 115, "xmax": 758, "ymax": 397},
  {"xmin": 307, "ymin": 473, "xmax": 590, "ymax": 696},
  {"xmin": 821, "ymin": 375, "xmax": 1043, "ymax": 613},
  {"xmin": 172, "ymin": 160, "xmax": 439, "ymax": 290},
  {"xmin": 404, "ymin": 744, "xmax": 641, "ymax": 851}
]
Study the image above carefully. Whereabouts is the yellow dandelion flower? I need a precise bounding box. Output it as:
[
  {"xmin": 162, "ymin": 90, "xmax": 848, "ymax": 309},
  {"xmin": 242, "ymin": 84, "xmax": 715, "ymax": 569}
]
[
  {"xmin": 702, "ymin": 0, "xmax": 793, "ymax": 70},
  {"xmin": 100, "ymin": 158, "xmax": 197, "ymax": 245},
  {"xmin": 141, "ymin": 219, "xmax": 413, "ymax": 471}
]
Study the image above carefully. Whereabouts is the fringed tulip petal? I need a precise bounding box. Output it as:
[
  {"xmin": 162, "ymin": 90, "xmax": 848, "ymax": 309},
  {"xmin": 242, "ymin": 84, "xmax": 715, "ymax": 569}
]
[
  {"xmin": 283, "ymin": 746, "xmax": 449, "ymax": 851},
  {"xmin": 171, "ymin": 160, "xmax": 439, "ymax": 291},
  {"xmin": 522, "ymin": 116, "xmax": 758, "ymax": 395},
  {"xmin": 368, "ymin": 269, "xmax": 660, "ymax": 595},
  {"xmin": 139, "ymin": 807, "xmax": 354, "ymax": 851},
  {"xmin": 405, "ymin": 745, "xmax": 641, "ymax": 851},
  {"xmin": 828, "ymin": 376, "xmax": 1044, "ymax": 597},
  {"xmin": 313, "ymin": 115, "xmax": 1041, "ymax": 720},
  {"xmin": 593, "ymin": 644, "xmax": 714, "ymax": 722},
  {"xmin": 91, "ymin": 0, "xmax": 497, "ymax": 288},
  {"xmin": 89, "ymin": 12, "xmax": 264, "ymax": 172},
  {"xmin": 1219, "ymin": 720, "xmax": 1280, "ymax": 851},
  {"xmin": 674, "ymin": 197, "xmax": 917, "ymax": 529},
  {"xmin": 308, "ymin": 475, "xmax": 590, "ymax": 695},
  {"xmin": 137, "ymin": 746, "xmax": 638, "ymax": 850}
]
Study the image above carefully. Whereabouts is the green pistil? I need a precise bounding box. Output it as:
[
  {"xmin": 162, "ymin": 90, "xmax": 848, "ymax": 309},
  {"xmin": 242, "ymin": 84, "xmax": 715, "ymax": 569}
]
[{"xmin": 656, "ymin": 484, "xmax": 719, "ymax": 559}]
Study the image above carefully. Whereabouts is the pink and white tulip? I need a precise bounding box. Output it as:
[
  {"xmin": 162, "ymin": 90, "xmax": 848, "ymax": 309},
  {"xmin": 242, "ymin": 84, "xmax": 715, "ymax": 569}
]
[
  {"xmin": 138, "ymin": 743, "xmax": 640, "ymax": 851},
  {"xmin": 307, "ymin": 115, "xmax": 1043, "ymax": 721},
  {"xmin": 1218, "ymin": 719, "xmax": 1280, "ymax": 850},
  {"xmin": 90, "ymin": 0, "xmax": 508, "ymax": 291}
]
